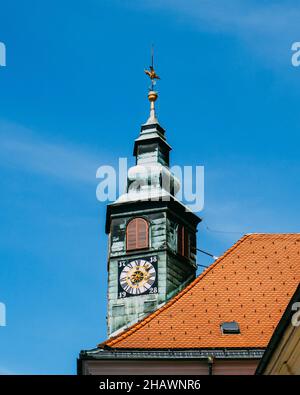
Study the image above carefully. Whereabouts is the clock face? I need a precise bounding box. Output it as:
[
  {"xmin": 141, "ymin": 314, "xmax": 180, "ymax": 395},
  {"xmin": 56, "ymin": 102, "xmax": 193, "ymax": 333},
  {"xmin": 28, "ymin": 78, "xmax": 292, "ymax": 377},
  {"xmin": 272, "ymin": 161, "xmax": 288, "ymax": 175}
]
[{"xmin": 118, "ymin": 256, "xmax": 158, "ymax": 298}]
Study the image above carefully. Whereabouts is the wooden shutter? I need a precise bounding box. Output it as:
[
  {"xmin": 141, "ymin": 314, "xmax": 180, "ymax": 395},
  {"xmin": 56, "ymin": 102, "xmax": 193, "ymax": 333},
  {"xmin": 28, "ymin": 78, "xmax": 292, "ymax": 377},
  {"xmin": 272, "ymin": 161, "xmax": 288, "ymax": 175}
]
[
  {"xmin": 137, "ymin": 218, "xmax": 148, "ymax": 249},
  {"xmin": 177, "ymin": 225, "xmax": 183, "ymax": 255},
  {"xmin": 177, "ymin": 225, "xmax": 190, "ymax": 258},
  {"xmin": 126, "ymin": 219, "xmax": 137, "ymax": 250},
  {"xmin": 126, "ymin": 218, "xmax": 149, "ymax": 251},
  {"xmin": 184, "ymin": 228, "xmax": 189, "ymax": 258}
]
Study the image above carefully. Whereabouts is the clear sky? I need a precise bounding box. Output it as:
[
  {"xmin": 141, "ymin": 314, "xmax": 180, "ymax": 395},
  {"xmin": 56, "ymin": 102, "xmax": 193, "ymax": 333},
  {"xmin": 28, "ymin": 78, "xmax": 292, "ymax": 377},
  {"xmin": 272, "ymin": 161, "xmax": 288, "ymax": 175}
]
[{"xmin": 0, "ymin": 0, "xmax": 300, "ymax": 374}]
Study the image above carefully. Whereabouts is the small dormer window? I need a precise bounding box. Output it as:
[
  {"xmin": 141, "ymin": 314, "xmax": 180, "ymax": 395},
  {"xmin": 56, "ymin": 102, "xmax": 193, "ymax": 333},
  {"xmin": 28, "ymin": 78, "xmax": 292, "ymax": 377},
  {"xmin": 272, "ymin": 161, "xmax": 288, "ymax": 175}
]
[
  {"xmin": 126, "ymin": 218, "xmax": 149, "ymax": 251},
  {"xmin": 220, "ymin": 321, "xmax": 240, "ymax": 334}
]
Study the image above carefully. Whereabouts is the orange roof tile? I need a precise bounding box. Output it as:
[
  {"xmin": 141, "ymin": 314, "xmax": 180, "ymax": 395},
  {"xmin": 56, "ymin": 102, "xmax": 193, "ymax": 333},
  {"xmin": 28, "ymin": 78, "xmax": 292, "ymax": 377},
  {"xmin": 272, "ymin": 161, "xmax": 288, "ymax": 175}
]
[{"xmin": 100, "ymin": 234, "xmax": 300, "ymax": 349}]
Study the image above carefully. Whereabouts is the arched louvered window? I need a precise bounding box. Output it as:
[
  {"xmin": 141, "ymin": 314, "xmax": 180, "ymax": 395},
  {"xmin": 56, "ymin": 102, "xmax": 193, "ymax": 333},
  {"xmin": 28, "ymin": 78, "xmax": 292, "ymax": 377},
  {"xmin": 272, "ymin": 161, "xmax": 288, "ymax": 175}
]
[
  {"xmin": 178, "ymin": 225, "xmax": 189, "ymax": 258},
  {"xmin": 126, "ymin": 218, "xmax": 149, "ymax": 251}
]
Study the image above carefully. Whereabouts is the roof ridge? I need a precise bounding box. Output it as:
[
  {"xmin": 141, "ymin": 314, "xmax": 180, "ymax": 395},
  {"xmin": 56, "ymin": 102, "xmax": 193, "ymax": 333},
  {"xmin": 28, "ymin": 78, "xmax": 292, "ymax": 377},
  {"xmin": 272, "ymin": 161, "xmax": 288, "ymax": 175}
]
[
  {"xmin": 246, "ymin": 233, "xmax": 300, "ymax": 236},
  {"xmin": 99, "ymin": 234, "xmax": 251, "ymax": 348}
]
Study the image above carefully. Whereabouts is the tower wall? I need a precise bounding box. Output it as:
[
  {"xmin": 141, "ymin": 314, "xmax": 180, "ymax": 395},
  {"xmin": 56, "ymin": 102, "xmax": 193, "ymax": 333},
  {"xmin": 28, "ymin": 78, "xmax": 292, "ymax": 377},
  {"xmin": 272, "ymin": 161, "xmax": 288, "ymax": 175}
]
[
  {"xmin": 107, "ymin": 210, "xmax": 168, "ymax": 336},
  {"xmin": 106, "ymin": 204, "xmax": 199, "ymax": 337}
]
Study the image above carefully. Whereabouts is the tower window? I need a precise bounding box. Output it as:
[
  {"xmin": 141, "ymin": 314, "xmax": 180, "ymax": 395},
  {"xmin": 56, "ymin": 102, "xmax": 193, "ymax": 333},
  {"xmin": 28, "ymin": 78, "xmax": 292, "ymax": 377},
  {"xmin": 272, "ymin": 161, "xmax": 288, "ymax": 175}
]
[
  {"xmin": 178, "ymin": 225, "xmax": 189, "ymax": 258},
  {"xmin": 126, "ymin": 218, "xmax": 149, "ymax": 251}
]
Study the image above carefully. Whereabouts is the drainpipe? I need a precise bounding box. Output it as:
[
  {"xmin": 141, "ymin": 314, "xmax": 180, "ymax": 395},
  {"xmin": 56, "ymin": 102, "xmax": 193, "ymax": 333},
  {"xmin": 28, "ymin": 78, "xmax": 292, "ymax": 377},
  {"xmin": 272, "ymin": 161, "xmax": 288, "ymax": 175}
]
[{"xmin": 207, "ymin": 356, "xmax": 214, "ymax": 375}]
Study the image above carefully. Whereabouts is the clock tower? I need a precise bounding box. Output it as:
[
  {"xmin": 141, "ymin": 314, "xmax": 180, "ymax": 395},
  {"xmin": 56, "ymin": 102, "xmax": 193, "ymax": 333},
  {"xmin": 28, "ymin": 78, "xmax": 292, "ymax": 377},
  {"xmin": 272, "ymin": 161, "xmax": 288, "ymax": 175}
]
[{"xmin": 105, "ymin": 60, "xmax": 201, "ymax": 337}]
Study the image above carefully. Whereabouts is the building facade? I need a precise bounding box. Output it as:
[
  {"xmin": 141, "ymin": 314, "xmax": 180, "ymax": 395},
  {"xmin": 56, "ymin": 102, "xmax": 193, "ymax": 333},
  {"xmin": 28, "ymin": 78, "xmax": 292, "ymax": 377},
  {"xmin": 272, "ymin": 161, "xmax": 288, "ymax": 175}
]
[{"xmin": 256, "ymin": 284, "xmax": 300, "ymax": 375}]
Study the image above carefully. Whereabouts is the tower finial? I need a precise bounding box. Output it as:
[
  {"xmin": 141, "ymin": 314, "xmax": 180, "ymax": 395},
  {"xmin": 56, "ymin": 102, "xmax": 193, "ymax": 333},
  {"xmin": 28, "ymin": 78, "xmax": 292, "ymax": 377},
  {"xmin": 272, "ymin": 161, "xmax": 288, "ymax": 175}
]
[{"xmin": 144, "ymin": 45, "xmax": 160, "ymax": 124}]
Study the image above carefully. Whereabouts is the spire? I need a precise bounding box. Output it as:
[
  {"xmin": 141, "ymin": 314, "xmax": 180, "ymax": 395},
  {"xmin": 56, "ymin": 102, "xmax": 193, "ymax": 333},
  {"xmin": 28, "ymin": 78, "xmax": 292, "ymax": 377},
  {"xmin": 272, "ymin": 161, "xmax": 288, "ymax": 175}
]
[
  {"xmin": 146, "ymin": 90, "xmax": 158, "ymax": 124},
  {"xmin": 144, "ymin": 45, "xmax": 160, "ymax": 124}
]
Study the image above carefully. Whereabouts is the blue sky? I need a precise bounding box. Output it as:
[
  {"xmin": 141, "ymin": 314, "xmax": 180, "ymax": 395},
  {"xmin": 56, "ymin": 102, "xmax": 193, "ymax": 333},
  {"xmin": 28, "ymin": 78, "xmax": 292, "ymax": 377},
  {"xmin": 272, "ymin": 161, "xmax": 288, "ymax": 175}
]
[{"xmin": 0, "ymin": 0, "xmax": 300, "ymax": 374}]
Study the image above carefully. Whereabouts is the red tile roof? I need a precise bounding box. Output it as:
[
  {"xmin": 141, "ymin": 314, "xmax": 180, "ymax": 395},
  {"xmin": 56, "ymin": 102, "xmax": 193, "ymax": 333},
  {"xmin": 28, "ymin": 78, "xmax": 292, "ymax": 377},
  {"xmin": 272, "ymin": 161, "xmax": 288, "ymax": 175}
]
[{"xmin": 100, "ymin": 234, "xmax": 300, "ymax": 349}]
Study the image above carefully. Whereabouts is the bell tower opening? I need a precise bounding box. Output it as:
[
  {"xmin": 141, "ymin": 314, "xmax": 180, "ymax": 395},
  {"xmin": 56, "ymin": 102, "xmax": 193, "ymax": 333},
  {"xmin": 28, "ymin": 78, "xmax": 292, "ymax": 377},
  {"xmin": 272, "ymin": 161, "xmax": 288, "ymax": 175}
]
[{"xmin": 126, "ymin": 218, "xmax": 149, "ymax": 251}]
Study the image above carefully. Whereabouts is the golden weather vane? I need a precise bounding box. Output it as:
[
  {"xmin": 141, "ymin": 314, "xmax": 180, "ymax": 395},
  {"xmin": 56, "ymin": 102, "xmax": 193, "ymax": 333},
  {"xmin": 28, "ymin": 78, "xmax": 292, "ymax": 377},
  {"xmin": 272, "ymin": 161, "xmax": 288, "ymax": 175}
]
[
  {"xmin": 144, "ymin": 46, "xmax": 160, "ymax": 124},
  {"xmin": 144, "ymin": 46, "xmax": 160, "ymax": 91}
]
